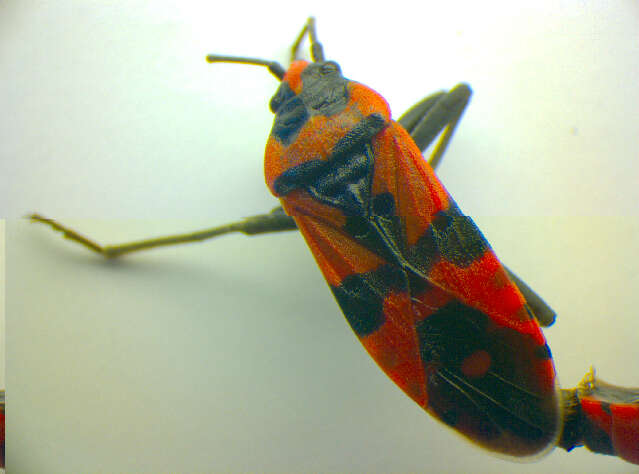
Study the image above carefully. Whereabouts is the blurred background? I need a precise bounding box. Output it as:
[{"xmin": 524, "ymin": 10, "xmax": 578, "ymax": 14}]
[{"xmin": 1, "ymin": 1, "xmax": 638, "ymax": 472}]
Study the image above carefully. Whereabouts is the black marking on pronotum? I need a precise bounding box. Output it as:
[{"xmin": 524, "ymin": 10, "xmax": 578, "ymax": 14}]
[
  {"xmin": 269, "ymin": 82, "xmax": 296, "ymax": 113},
  {"xmin": 299, "ymin": 61, "xmax": 349, "ymax": 116},
  {"xmin": 273, "ymin": 114, "xmax": 386, "ymax": 212},
  {"xmin": 273, "ymin": 160, "xmax": 327, "ymax": 196},
  {"xmin": 331, "ymin": 264, "xmax": 407, "ymax": 336},
  {"xmin": 269, "ymin": 61, "xmax": 351, "ymax": 145},
  {"xmin": 328, "ymin": 113, "xmax": 386, "ymax": 160},
  {"xmin": 273, "ymin": 147, "xmax": 372, "ymax": 213},
  {"xmin": 307, "ymin": 149, "xmax": 371, "ymax": 215},
  {"xmin": 271, "ymin": 93, "xmax": 310, "ymax": 146},
  {"xmin": 417, "ymin": 300, "xmax": 557, "ymax": 441}
]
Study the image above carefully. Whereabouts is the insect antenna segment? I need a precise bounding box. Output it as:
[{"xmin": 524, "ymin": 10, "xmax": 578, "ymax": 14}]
[
  {"xmin": 205, "ymin": 55, "xmax": 286, "ymax": 80},
  {"xmin": 206, "ymin": 17, "xmax": 326, "ymax": 80}
]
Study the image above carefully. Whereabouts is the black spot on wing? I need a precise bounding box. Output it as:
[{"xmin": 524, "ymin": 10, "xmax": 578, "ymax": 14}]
[
  {"xmin": 332, "ymin": 278, "xmax": 383, "ymax": 336},
  {"xmin": 431, "ymin": 203, "xmax": 490, "ymax": 267},
  {"xmin": 407, "ymin": 228, "xmax": 440, "ymax": 276},
  {"xmin": 407, "ymin": 202, "xmax": 490, "ymax": 273},
  {"xmin": 406, "ymin": 270, "xmax": 437, "ymax": 296},
  {"xmin": 342, "ymin": 216, "xmax": 398, "ymax": 263},
  {"xmin": 416, "ymin": 301, "xmax": 489, "ymax": 370},
  {"xmin": 331, "ymin": 264, "xmax": 407, "ymax": 337},
  {"xmin": 372, "ymin": 192, "xmax": 394, "ymax": 217},
  {"xmin": 425, "ymin": 368, "xmax": 500, "ymax": 441},
  {"xmin": 416, "ymin": 300, "xmax": 557, "ymax": 445},
  {"xmin": 440, "ymin": 404, "xmax": 459, "ymax": 427}
]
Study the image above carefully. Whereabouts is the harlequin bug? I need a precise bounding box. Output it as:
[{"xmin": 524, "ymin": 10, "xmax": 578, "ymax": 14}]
[{"xmin": 29, "ymin": 17, "xmax": 638, "ymax": 466}]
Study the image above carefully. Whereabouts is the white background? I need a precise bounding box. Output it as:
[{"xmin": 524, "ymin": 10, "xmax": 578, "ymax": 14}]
[{"xmin": 2, "ymin": 1, "xmax": 639, "ymax": 472}]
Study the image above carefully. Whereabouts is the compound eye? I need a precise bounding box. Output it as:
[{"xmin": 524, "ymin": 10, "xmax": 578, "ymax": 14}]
[{"xmin": 320, "ymin": 61, "xmax": 340, "ymax": 75}]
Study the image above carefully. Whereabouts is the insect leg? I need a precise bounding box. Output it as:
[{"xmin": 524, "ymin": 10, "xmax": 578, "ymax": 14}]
[
  {"xmin": 398, "ymin": 83, "xmax": 472, "ymax": 170},
  {"xmin": 29, "ymin": 207, "xmax": 297, "ymax": 258},
  {"xmin": 397, "ymin": 91, "xmax": 446, "ymax": 138},
  {"xmin": 503, "ymin": 267, "xmax": 556, "ymax": 327}
]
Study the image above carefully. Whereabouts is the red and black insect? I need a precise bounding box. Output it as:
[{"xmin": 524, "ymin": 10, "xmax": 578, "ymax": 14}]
[{"xmin": 30, "ymin": 18, "xmax": 639, "ymax": 466}]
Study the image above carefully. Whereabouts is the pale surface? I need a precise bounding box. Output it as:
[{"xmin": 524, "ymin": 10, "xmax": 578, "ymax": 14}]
[{"xmin": 2, "ymin": 1, "xmax": 639, "ymax": 472}]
